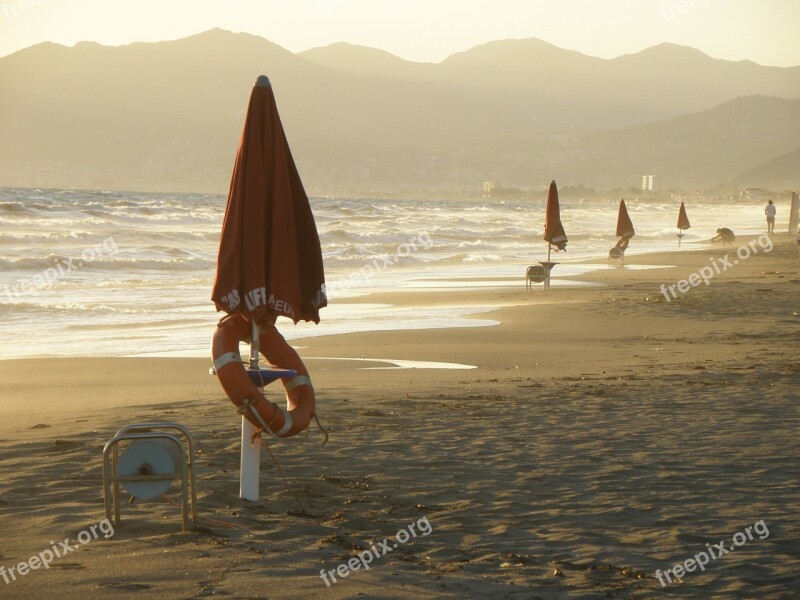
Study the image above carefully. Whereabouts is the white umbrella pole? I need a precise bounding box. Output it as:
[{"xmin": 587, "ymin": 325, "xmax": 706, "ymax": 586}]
[
  {"xmin": 249, "ymin": 319, "xmax": 260, "ymax": 369},
  {"xmin": 240, "ymin": 320, "xmax": 261, "ymax": 501}
]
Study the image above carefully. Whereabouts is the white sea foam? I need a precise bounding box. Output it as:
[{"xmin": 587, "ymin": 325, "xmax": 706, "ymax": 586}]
[{"xmin": 0, "ymin": 187, "xmax": 766, "ymax": 359}]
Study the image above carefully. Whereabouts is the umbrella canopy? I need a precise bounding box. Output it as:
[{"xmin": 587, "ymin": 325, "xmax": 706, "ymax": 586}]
[
  {"xmin": 543, "ymin": 180, "xmax": 568, "ymax": 251},
  {"xmin": 677, "ymin": 201, "xmax": 691, "ymax": 230},
  {"xmin": 616, "ymin": 199, "xmax": 635, "ymax": 239},
  {"xmin": 212, "ymin": 76, "xmax": 327, "ymax": 325}
]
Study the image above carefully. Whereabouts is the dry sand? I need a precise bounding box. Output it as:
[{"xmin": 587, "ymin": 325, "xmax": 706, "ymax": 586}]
[{"xmin": 1, "ymin": 234, "xmax": 798, "ymax": 599}]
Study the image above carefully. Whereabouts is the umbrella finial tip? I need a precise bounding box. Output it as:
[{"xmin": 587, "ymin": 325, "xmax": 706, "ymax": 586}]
[{"xmin": 255, "ymin": 75, "xmax": 271, "ymax": 88}]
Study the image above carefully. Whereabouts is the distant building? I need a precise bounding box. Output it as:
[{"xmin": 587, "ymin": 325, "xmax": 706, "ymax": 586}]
[
  {"xmin": 740, "ymin": 188, "xmax": 771, "ymax": 201},
  {"xmin": 483, "ymin": 181, "xmax": 501, "ymax": 196},
  {"xmin": 642, "ymin": 175, "xmax": 660, "ymax": 192}
]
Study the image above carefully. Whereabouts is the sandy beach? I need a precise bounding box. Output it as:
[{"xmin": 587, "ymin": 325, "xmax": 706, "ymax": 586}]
[{"xmin": 1, "ymin": 233, "xmax": 798, "ymax": 599}]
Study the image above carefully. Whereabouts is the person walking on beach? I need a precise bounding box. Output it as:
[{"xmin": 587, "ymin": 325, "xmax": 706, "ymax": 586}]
[{"xmin": 765, "ymin": 200, "xmax": 776, "ymax": 234}]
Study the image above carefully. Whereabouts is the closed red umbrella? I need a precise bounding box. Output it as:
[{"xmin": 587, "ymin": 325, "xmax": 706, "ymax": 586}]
[
  {"xmin": 538, "ymin": 180, "xmax": 567, "ymax": 290},
  {"xmin": 677, "ymin": 202, "xmax": 690, "ymax": 246},
  {"xmin": 543, "ymin": 180, "xmax": 568, "ymax": 252},
  {"xmin": 212, "ymin": 75, "xmax": 326, "ymax": 325},
  {"xmin": 677, "ymin": 202, "xmax": 691, "ymax": 230},
  {"xmin": 616, "ymin": 199, "xmax": 635, "ymax": 239},
  {"xmin": 210, "ymin": 75, "xmax": 326, "ymax": 444}
]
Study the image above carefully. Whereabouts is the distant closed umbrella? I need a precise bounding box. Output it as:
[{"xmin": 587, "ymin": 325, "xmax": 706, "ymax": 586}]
[
  {"xmin": 608, "ymin": 198, "xmax": 635, "ymax": 260},
  {"xmin": 211, "ymin": 75, "xmax": 327, "ymax": 325},
  {"xmin": 616, "ymin": 199, "xmax": 635, "ymax": 240},
  {"xmin": 544, "ymin": 180, "xmax": 568, "ymax": 252},
  {"xmin": 538, "ymin": 180, "xmax": 567, "ymax": 291},
  {"xmin": 677, "ymin": 202, "xmax": 690, "ymax": 246},
  {"xmin": 677, "ymin": 202, "xmax": 691, "ymax": 231}
]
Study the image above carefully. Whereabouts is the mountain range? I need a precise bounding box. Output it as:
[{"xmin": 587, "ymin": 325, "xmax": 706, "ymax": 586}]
[{"xmin": 0, "ymin": 28, "xmax": 798, "ymax": 195}]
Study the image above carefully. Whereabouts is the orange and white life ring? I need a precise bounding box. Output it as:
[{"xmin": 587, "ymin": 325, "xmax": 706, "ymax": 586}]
[{"xmin": 211, "ymin": 314, "xmax": 315, "ymax": 438}]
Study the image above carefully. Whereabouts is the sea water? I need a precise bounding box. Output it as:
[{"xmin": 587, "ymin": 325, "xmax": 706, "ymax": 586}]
[{"xmin": 0, "ymin": 187, "xmax": 766, "ymax": 359}]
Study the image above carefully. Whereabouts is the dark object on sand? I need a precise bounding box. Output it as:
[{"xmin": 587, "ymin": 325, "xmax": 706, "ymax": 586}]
[
  {"xmin": 526, "ymin": 264, "xmax": 547, "ymax": 290},
  {"xmin": 711, "ymin": 228, "xmax": 735, "ymax": 244}
]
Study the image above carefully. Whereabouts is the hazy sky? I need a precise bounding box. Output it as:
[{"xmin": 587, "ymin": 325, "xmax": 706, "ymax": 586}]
[{"xmin": 1, "ymin": 0, "xmax": 799, "ymax": 66}]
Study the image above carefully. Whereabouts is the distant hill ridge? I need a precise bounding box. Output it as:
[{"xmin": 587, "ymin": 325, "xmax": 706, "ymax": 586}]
[{"xmin": 0, "ymin": 29, "xmax": 798, "ymax": 193}]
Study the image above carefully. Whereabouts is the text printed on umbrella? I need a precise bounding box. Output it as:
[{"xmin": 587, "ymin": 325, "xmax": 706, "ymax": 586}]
[{"xmin": 218, "ymin": 287, "xmax": 295, "ymax": 319}]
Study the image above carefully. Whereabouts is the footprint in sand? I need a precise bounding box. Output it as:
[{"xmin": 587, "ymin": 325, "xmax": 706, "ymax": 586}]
[
  {"xmin": 53, "ymin": 439, "xmax": 84, "ymax": 449},
  {"xmin": 361, "ymin": 409, "xmax": 386, "ymax": 417},
  {"xmin": 50, "ymin": 562, "xmax": 85, "ymax": 570},
  {"xmin": 105, "ymin": 582, "xmax": 153, "ymax": 590}
]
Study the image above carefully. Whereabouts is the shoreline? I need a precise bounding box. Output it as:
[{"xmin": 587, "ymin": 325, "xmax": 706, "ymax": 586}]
[
  {"xmin": 0, "ymin": 200, "xmax": 788, "ymax": 361},
  {"xmin": 2, "ymin": 232, "xmax": 788, "ymax": 362}
]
